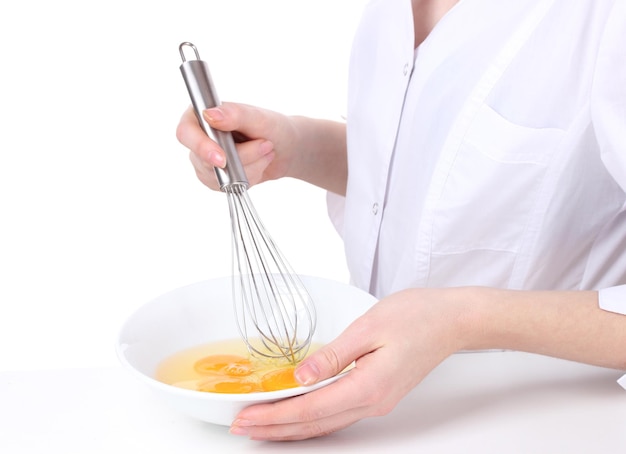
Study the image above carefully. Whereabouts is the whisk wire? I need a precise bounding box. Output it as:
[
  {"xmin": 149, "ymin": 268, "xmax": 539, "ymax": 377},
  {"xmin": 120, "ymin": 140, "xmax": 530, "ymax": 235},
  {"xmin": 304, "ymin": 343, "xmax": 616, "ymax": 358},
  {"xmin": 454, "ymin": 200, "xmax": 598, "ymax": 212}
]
[
  {"xmin": 230, "ymin": 189, "xmax": 283, "ymax": 341},
  {"xmin": 226, "ymin": 185, "xmax": 315, "ymax": 363}
]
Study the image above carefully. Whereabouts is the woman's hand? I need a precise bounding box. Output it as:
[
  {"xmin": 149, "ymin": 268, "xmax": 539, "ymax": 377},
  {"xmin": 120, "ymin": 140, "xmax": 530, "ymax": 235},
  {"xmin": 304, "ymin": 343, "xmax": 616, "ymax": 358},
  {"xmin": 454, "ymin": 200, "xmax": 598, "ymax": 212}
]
[
  {"xmin": 228, "ymin": 285, "xmax": 626, "ymax": 441},
  {"xmin": 176, "ymin": 102, "xmax": 349, "ymax": 195},
  {"xmin": 175, "ymin": 102, "xmax": 297, "ymax": 190},
  {"xmin": 229, "ymin": 287, "xmax": 473, "ymax": 441}
]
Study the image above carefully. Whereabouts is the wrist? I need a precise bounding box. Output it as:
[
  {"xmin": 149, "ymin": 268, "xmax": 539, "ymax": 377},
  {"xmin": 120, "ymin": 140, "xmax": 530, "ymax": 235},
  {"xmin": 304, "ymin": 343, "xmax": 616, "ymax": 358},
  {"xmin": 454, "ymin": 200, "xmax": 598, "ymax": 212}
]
[
  {"xmin": 452, "ymin": 286, "xmax": 503, "ymax": 352},
  {"xmin": 282, "ymin": 115, "xmax": 306, "ymax": 180},
  {"xmin": 285, "ymin": 116, "xmax": 347, "ymax": 194}
]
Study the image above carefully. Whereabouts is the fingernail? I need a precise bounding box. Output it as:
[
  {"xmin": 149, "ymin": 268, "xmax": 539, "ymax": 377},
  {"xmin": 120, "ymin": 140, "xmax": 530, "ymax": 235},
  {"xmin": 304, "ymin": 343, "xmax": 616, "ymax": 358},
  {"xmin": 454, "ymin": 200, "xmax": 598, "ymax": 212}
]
[
  {"xmin": 295, "ymin": 362, "xmax": 320, "ymax": 386},
  {"xmin": 209, "ymin": 151, "xmax": 226, "ymax": 168},
  {"xmin": 229, "ymin": 425, "xmax": 249, "ymax": 436},
  {"xmin": 204, "ymin": 107, "xmax": 224, "ymax": 122},
  {"xmin": 233, "ymin": 418, "xmax": 253, "ymax": 426},
  {"xmin": 229, "ymin": 418, "xmax": 253, "ymax": 436}
]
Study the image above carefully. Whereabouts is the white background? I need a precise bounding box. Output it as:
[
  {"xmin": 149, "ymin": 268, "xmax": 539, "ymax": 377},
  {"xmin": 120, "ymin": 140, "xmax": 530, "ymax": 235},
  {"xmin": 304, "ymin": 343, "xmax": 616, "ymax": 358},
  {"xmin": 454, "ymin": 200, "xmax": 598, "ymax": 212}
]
[{"xmin": 0, "ymin": 1, "xmax": 367, "ymax": 371}]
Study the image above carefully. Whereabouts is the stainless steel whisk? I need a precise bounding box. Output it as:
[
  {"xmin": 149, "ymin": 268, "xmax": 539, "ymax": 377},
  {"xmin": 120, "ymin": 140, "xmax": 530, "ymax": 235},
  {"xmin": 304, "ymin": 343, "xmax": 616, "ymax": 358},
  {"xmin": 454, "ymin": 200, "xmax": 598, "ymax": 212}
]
[{"xmin": 178, "ymin": 42, "xmax": 316, "ymax": 364}]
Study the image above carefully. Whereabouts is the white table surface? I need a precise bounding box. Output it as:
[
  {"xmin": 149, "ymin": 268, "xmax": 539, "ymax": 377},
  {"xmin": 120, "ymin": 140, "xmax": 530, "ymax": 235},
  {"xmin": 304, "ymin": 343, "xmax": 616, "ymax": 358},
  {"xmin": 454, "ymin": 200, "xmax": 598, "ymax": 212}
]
[{"xmin": 1, "ymin": 351, "xmax": 624, "ymax": 453}]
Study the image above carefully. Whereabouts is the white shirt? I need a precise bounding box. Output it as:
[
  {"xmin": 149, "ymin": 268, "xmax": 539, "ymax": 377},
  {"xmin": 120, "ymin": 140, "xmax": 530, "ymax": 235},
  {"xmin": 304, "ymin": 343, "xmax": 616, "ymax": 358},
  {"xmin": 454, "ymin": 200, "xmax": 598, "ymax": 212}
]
[{"xmin": 329, "ymin": 0, "xmax": 626, "ymax": 313}]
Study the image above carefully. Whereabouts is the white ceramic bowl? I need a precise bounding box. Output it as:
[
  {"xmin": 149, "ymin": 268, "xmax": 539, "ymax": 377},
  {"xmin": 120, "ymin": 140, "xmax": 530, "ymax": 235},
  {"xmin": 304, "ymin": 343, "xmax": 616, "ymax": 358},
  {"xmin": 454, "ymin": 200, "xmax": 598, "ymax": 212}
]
[{"xmin": 116, "ymin": 275, "xmax": 377, "ymax": 426}]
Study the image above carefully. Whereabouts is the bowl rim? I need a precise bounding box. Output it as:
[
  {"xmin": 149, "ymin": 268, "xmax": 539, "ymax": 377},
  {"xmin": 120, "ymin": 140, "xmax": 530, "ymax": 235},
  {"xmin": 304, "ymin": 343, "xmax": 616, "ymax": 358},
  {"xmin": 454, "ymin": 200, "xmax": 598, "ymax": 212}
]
[{"xmin": 115, "ymin": 275, "xmax": 374, "ymax": 402}]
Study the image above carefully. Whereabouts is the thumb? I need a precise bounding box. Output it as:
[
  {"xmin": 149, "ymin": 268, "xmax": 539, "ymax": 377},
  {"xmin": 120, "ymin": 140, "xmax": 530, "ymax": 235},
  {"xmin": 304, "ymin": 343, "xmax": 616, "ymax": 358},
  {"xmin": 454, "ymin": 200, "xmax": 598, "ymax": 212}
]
[
  {"xmin": 294, "ymin": 320, "xmax": 370, "ymax": 386},
  {"xmin": 203, "ymin": 102, "xmax": 273, "ymax": 140}
]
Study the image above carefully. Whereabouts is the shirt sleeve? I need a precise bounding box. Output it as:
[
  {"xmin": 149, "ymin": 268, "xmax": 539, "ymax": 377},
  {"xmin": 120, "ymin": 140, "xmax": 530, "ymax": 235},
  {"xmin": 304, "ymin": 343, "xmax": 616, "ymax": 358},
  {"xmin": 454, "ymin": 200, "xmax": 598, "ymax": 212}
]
[
  {"xmin": 592, "ymin": 1, "xmax": 626, "ymax": 324},
  {"xmin": 598, "ymin": 285, "xmax": 626, "ymax": 315}
]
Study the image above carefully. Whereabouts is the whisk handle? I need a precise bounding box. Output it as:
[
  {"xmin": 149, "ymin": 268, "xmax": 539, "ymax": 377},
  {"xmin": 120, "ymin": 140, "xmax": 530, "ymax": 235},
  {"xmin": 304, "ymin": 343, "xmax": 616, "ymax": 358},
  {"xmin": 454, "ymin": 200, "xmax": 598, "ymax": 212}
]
[{"xmin": 179, "ymin": 42, "xmax": 249, "ymax": 191}]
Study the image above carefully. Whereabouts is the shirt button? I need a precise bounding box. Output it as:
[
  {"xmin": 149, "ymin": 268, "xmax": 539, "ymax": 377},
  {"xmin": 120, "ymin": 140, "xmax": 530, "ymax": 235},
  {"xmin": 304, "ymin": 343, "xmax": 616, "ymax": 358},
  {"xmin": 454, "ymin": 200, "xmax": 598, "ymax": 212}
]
[
  {"xmin": 372, "ymin": 202, "xmax": 379, "ymax": 215},
  {"xmin": 403, "ymin": 62, "xmax": 409, "ymax": 76}
]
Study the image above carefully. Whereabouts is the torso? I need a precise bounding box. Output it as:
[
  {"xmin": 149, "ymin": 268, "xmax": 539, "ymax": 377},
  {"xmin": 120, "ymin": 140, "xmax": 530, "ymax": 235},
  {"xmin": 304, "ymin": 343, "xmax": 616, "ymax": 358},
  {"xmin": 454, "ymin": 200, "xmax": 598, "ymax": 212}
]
[{"xmin": 340, "ymin": 0, "xmax": 626, "ymax": 296}]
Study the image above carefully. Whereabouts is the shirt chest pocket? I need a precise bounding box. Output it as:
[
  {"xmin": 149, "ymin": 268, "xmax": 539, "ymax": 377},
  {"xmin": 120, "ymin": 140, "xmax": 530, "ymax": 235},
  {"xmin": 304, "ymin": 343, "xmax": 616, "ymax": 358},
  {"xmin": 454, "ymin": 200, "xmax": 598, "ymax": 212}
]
[{"xmin": 428, "ymin": 103, "xmax": 565, "ymax": 256}]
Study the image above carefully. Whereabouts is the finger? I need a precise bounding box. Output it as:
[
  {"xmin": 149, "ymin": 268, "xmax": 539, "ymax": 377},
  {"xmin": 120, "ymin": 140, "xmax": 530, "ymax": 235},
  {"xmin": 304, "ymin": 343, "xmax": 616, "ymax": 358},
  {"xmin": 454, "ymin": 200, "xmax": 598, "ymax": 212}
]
[
  {"xmin": 189, "ymin": 139, "xmax": 274, "ymax": 189},
  {"xmin": 294, "ymin": 314, "xmax": 377, "ymax": 386},
  {"xmin": 241, "ymin": 151, "xmax": 276, "ymax": 186},
  {"xmin": 234, "ymin": 406, "xmax": 364, "ymax": 441},
  {"xmin": 232, "ymin": 362, "xmax": 391, "ymax": 440},
  {"xmin": 233, "ymin": 139, "xmax": 274, "ymax": 167},
  {"xmin": 176, "ymin": 106, "xmax": 226, "ymax": 168},
  {"xmin": 188, "ymin": 151, "xmax": 220, "ymax": 191},
  {"xmin": 203, "ymin": 103, "xmax": 274, "ymax": 140}
]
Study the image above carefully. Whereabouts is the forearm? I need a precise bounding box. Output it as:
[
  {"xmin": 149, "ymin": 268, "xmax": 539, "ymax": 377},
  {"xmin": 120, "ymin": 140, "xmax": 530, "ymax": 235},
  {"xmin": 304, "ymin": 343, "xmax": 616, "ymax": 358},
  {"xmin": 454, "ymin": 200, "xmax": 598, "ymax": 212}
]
[
  {"xmin": 462, "ymin": 287, "xmax": 626, "ymax": 370},
  {"xmin": 286, "ymin": 116, "xmax": 347, "ymax": 196}
]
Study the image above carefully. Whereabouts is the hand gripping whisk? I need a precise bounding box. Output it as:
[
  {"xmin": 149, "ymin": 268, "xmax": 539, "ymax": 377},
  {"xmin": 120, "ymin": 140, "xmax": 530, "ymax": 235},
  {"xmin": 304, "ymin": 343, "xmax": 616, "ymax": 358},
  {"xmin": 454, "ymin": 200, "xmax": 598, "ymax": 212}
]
[{"xmin": 179, "ymin": 42, "xmax": 316, "ymax": 364}]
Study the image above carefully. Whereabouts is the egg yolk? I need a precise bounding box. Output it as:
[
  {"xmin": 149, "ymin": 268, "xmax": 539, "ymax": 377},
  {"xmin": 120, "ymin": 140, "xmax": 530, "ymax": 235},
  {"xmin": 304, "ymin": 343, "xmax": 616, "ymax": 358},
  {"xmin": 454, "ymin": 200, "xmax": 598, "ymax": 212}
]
[
  {"xmin": 261, "ymin": 366, "xmax": 298, "ymax": 391},
  {"xmin": 197, "ymin": 376, "xmax": 262, "ymax": 393},
  {"xmin": 189, "ymin": 354, "xmax": 299, "ymax": 394}
]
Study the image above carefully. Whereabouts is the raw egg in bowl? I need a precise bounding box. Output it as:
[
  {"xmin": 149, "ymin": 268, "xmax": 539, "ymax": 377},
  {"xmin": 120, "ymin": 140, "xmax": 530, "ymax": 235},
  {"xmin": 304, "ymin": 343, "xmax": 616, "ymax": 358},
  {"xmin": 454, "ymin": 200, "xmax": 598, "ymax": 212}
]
[{"xmin": 116, "ymin": 275, "xmax": 377, "ymax": 426}]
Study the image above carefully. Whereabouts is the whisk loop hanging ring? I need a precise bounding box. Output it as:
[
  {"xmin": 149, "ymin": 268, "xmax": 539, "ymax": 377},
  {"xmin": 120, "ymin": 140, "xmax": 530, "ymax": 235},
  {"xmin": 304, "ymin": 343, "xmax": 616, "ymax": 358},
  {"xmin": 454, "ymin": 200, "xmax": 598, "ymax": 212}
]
[{"xmin": 178, "ymin": 42, "xmax": 316, "ymax": 364}]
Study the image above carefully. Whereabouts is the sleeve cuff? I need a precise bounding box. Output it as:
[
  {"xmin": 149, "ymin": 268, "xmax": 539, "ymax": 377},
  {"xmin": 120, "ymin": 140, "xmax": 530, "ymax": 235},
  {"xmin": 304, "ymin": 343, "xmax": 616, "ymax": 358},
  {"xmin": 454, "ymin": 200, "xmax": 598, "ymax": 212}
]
[
  {"xmin": 619, "ymin": 374, "xmax": 626, "ymax": 390},
  {"xmin": 598, "ymin": 284, "xmax": 626, "ymax": 315}
]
